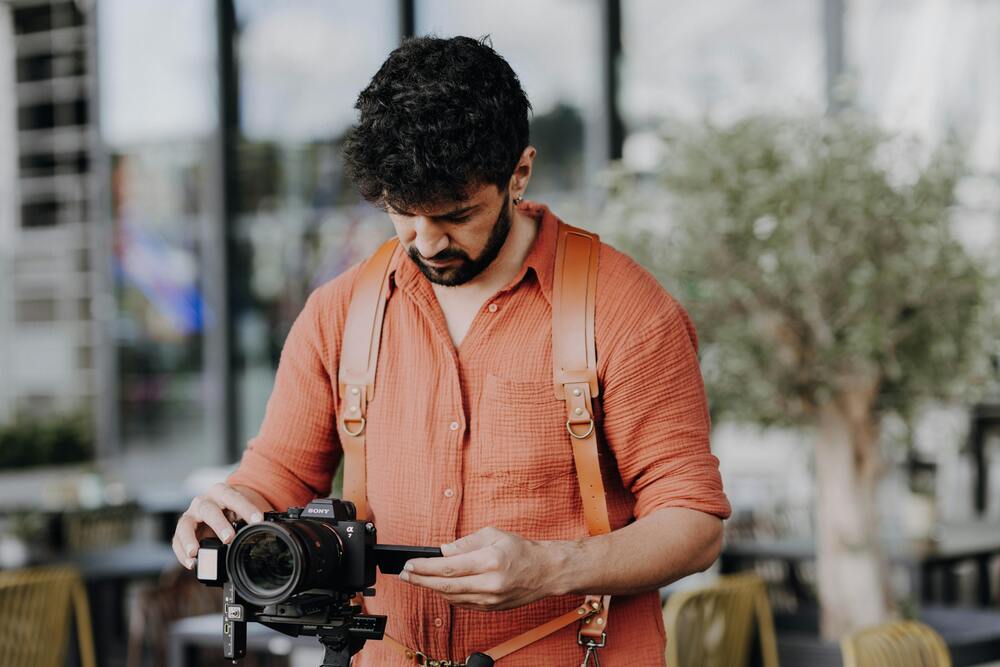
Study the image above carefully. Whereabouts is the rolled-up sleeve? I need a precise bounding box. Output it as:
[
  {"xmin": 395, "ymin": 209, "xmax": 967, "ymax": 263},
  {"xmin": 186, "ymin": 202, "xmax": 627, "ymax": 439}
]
[
  {"xmin": 227, "ymin": 289, "xmax": 342, "ymax": 511},
  {"xmin": 600, "ymin": 294, "xmax": 731, "ymax": 521}
]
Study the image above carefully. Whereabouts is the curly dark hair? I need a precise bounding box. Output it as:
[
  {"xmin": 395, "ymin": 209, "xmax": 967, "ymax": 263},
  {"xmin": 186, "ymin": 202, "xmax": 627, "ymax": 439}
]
[{"xmin": 343, "ymin": 35, "xmax": 531, "ymax": 211}]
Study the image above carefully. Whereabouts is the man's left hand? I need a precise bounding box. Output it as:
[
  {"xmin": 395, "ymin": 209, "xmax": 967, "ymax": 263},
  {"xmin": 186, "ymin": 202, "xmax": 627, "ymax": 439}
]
[{"xmin": 399, "ymin": 527, "xmax": 559, "ymax": 611}]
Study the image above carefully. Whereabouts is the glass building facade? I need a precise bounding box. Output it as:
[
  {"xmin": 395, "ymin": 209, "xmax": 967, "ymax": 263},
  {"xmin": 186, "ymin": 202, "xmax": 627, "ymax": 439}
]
[{"xmin": 66, "ymin": 0, "xmax": 997, "ymax": 495}]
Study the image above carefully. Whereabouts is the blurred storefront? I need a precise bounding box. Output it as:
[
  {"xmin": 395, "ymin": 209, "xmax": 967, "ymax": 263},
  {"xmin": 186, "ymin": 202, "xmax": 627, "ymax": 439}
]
[
  {"xmin": 0, "ymin": 0, "xmax": 997, "ymax": 510},
  {"xmin": 2, "ymin": 2, "xmax": 1000, "ymax": 665}
]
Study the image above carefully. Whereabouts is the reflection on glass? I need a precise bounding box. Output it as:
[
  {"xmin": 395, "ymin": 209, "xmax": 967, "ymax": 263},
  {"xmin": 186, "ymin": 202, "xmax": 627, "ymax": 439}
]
[
  {"xmin": 237, "ymin": 0, "xmax": 398, "ymax": 143},
  {"xmin": 98, "ymin": 0, "xmax": 217, "ymax": 489},
  {"xmin": 845, "ymin": 0, "xmax": 1000, "ymax": 255},
  {"xmin": 98, "ymin": 0, "xmax": 216, "ymax": 147},
  {"xmin": 619, "ymin": 0, "xmax": 825, "ymax": 171},
  {"xmin": 232, "ymin": 1, "xmax": 398, "ymax": 448},
  {"xmin": 415, "ymin": 0, "xmax": 601, "ymax": 198},
  {"xmin": 847, "ymin": 0, "xmax": 999, "ymax": 166}
]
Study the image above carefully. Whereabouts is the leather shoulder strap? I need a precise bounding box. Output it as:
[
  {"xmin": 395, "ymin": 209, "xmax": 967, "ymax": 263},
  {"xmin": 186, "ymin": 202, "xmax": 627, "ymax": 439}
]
[
  {"xmin": 552, "ymin": 221, "xmax": 609, "ymax": 536},
  {"xmin": 338, "ymin": 237, "xmax": 399, "ymax": 521},
  {"xmin": 552, "ymin": 221, "xmax": 600, "ymax": 400},
  {"xmin": 551, "ymin": 221, "xmax": 613, "ymax": 644}
]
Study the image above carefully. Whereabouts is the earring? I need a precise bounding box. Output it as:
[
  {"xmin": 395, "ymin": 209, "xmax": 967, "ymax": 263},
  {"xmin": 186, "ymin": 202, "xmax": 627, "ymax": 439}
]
[{"xmin": 513, "ymin": 194, "xmax": 523, "ymax": 205}]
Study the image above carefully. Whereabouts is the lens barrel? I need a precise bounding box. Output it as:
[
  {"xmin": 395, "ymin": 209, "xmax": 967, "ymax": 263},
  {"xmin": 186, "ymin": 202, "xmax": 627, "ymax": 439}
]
[{"xmin": 227, "ymin": 519, "xmax": 345, "ymax": 606}]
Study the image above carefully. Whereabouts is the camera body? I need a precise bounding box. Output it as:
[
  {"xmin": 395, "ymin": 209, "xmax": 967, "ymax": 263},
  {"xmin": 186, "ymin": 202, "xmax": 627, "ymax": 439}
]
[
  {"xmin": 197, "ymin": 497, "xmax": 376, "ymax": 605},
  {"xmin": 195, "ymin": 497, "xmax": 443, "ymax": 665}
]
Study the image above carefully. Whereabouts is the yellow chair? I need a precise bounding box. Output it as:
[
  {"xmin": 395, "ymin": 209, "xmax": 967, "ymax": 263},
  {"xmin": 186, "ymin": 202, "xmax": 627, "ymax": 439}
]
[
  {"xmin": 0, "ymin": 566, "xmax": 96, "ymax": 667},
  {"xmin": 663, "ymin": 573, "xmax": 779, "ymax": 667},
  {"xmin": 841, "ymin": 620, "xmax": 951, "ymax": 667}
]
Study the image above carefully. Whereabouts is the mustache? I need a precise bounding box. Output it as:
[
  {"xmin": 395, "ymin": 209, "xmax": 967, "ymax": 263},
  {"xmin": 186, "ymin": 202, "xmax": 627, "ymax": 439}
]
[{"xmin": 409, "ymin": 247, "xmax": 469, "ymax": 262}]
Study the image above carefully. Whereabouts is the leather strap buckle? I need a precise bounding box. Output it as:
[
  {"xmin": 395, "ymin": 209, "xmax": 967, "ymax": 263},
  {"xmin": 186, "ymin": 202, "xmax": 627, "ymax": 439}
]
[
  {"xmin": 406, "ymin": 649, "xmax": 463, "ymax": 667},
  {"xmin": 341, "ymin": 416, "xmax": 366, "ymax": 437},
  {"xmin": 566, "ymin": 417, "xmax": 595, "ymax": 439},
  {"xmin": 578, "ymin": 630, "xmax": 606, "ymax": 649}
]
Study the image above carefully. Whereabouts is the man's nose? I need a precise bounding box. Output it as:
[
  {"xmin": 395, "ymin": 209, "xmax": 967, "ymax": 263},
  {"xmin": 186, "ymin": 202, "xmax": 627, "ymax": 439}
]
[{"xmin": 412, "ymin": 218, "xmax": 449, "ymax": 258}]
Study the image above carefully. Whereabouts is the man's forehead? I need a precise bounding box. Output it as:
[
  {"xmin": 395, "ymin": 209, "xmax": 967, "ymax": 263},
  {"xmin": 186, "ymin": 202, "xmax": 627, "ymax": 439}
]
[{"xmin": 387, "ymin": 183, "xmax": 500, "ymax": 216}]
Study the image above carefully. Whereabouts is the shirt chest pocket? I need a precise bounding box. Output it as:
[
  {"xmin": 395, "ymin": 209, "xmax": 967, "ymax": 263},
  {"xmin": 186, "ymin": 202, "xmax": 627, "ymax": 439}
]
[{"xmin": 475, "ymin": 373, "xmax": 577, "ymax": 490}]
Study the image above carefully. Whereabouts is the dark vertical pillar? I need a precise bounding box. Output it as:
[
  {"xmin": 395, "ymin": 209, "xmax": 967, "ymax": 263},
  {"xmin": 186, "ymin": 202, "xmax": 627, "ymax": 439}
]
[
  {"xmin": 824, "ymin": 0, "xmax": 846, "ymax": 113},
  {"xmin": 212, "ymin": 0, "xmax": 239, "ymax": 463},
  {"xmin": 85, "ymin": 0, "xmax": 119, "ymax": 462},
  {"xmin": 603, "ymin": 0, "xmax": 624, "ymax": 160},
  {"xmin": 399, "ymin": 0, "xmax": 416, "ymax": 41}
]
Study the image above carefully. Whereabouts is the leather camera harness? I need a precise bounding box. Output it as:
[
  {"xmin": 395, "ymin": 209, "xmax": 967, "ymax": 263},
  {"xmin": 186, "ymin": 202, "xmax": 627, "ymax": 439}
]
[{"xmin": 338, "ymin": 222, "xmax": 611, "ymax": 666}]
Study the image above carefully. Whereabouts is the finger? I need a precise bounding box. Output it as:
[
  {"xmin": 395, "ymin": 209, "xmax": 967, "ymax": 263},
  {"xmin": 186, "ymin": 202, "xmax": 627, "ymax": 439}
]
[
  {"xmin": 404, "ymin": 549, "xmax": 498, "ymax": 578},
  {"xmin": 171, "ymin": 535, "xmax": 193, "ymax": 569},
  {"xmin": 194, "ymin": 497, "xmax": 237, "ymax": 545},
  {"xmin": 206, "ymin": 484, "xmax": 265, "ymax": 524},
  {"xmin": 172, "ymin": 515, "xmax": 199, "ymax": 568},
  {"xmin": 400, "ymin": 572, "xmax": 497, "ymax": 596},
  {"xmin": 441, "ymin": 528, "xmax": 497, "ymax": 557}
]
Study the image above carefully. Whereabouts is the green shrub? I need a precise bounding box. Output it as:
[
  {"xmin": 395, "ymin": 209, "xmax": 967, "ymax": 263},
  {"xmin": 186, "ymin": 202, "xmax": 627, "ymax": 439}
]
[{"xmin": 0, "ymin": 413, "xmax": 95, "ymax": 470}]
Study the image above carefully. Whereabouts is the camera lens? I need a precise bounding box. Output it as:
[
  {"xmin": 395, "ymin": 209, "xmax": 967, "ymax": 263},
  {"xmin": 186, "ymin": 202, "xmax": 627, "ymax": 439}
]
[
  {"xmin": 227, "ymin": 520, "xmax": 345, "ymax": 606},
  {"xmin": 238, "ymin": 531, "xmax": 294, "ymax": 596}
]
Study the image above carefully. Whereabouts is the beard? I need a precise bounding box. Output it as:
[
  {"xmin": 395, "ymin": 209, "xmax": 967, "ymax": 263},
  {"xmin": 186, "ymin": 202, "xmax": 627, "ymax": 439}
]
[{"xmin": 407, "ymin": 191, "xmax": 512, "ymax": 287}]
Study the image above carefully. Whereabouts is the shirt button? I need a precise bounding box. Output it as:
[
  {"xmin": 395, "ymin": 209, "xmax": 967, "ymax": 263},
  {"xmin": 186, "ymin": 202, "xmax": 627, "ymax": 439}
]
[
  {"xmin": 434, "ymin": 617, "xmax": 443, "ymax": 628},
  {"xmin": 443, "ymin": 488, "xmax": 455, "ymax": 498},
  {"xmin": 488, "ymin": 303, "xmax": 498, "ymax": 313},
  {"xmin": 449, "ymin": 421, "xmax": 460, "ymax": 431}
]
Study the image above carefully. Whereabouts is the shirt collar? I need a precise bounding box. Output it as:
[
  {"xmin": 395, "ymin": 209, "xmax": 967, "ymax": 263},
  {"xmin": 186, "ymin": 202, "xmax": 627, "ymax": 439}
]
[{"xmin": 385, "ymin": 199, "xmax": 561, "ymax": 305}]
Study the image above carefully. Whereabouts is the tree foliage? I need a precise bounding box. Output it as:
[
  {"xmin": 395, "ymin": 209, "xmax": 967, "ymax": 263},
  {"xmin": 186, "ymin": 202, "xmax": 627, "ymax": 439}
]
[{"xmin": 611, "ymin": 114, "xmax": 996, "ymax": 427}]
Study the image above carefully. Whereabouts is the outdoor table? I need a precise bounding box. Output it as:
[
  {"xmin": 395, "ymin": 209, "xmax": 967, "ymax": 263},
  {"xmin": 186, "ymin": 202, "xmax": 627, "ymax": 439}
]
[{"xmin": 720, "ymin": 520, "xmax": 1000, "ymax": 607}]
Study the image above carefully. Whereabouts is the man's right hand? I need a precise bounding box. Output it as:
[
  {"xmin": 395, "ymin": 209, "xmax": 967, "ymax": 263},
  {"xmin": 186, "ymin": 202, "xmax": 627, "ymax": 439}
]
[{"xmin": 171, "ymin": 483, "xmax": 271, "ymax": 570}]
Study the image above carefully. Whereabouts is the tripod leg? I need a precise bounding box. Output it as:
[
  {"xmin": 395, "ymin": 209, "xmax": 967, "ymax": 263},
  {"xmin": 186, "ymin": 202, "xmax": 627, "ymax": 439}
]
[
  {"xmin": 318, "ymin": 634, "xmax": 366, "ymax": 667},
  {"xmin": 319, "ymin": 640, "xmax": 351, "ymax": 667}
]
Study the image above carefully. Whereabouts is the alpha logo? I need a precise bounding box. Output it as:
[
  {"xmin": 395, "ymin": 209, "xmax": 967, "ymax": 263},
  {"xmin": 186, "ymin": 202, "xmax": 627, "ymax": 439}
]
[{"xmin": 346, "ymin": 526, "xmax": 355, "ymax": 538}]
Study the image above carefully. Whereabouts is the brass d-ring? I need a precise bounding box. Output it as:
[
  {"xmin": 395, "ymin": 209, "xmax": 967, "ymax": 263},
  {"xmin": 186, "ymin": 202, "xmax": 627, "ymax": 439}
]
[
  {"xmin": 342, "ymin": 417, "xmax": 366, "ymax": 437},
  {"xmin": 566, "ymin": 418, "xmax": 595, "ymax": 439}
]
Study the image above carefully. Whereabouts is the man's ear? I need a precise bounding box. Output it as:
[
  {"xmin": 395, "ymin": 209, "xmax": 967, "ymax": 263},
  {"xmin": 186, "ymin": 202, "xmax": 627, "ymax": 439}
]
[{"xmin": 509, "ymin": 146, "xmax": 536, "ymax": 197}]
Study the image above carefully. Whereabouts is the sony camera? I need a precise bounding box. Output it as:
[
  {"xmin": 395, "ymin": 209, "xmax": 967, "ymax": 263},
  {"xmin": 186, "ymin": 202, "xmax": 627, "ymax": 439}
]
[{"xmin": 195, "ymin": 497, "xmax": 442, "ymax": 666}]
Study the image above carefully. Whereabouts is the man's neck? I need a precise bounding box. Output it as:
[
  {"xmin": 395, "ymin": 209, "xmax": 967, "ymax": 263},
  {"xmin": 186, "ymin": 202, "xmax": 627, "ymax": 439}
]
[{"xmin": 431, "ymin": 207, "xmax": 538, "ymax": 302}]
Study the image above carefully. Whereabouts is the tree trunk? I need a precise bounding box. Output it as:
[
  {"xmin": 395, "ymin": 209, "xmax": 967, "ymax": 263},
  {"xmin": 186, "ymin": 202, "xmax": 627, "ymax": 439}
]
[{"xmin": 814, "ymin": 398, "xmax": 893, "ymax": 641}]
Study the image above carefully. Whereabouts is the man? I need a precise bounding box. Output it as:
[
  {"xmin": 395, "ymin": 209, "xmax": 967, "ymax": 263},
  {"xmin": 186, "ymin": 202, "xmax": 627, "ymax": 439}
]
[{"xmin": 173, "ymin": 36, "xmax": 730, "ymax": 665}]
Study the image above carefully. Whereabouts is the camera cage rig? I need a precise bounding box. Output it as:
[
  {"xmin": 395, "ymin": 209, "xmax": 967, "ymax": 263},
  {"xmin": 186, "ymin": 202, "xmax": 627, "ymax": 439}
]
[{"xmin": 196, "ymin": 497, "xmax": 450, "ymax": 667}]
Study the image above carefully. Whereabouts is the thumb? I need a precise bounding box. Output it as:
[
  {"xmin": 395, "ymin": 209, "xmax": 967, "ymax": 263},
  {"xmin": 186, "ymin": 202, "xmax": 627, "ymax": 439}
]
[{"xmin": 440, "ymin": 528, "xmax": 494, "ymax": 556}]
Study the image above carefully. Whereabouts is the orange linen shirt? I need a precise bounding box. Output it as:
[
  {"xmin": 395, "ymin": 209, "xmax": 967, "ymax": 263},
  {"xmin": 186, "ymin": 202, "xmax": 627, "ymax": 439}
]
[{"xmin": 228, "ymin": 200, "xmax": 731, "ymax": 666}]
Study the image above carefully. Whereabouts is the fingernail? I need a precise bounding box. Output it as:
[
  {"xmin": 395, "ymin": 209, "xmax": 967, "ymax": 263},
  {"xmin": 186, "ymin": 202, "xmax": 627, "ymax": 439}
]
[
  {"xmin": 404, "ymin": 562, "xmax": 414, "ymax": 572},
  {"xmin": 250, "ymin": 513, "xmax": 263, "ymax": 523},
  {"xmin": 221, "ymin": 530, "xmax": 234, "ymax": 542},
  {"xmin": 186, "ymin": 544, "xmax": 197, "ymax": 557},
  {"xmin": 185, "ymin": 558, "xmax": 195, "ymax": 569},
  {"xmin": 399, "ymin": 570, "xmax": 409, "ymax": 582}
]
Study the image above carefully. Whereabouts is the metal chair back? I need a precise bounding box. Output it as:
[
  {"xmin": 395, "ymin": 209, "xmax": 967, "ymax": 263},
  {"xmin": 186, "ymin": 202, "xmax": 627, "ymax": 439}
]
[
  {"xmin": 0, "ymin": 566, "xmax": 96, "ymax": 667},
  {"xmin": 841, "ymin": 620, "xmax": 951, "ymax": 667},
  {"xmin": 663, "ymin": 573, "xmax": 779, "ymax": 667}
]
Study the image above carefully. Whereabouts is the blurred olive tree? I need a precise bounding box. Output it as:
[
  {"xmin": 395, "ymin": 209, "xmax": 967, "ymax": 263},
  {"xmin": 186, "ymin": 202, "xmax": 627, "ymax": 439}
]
[{"xmin": 609, "ymin": 113, "xmax": 997, "ymax": 640}]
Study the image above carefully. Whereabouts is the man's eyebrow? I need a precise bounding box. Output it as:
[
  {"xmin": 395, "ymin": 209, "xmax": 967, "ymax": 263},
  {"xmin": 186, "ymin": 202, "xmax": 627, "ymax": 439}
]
[{"xmin": 391, "ymin": 203, "xmax": 482, "ymax": 218}]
